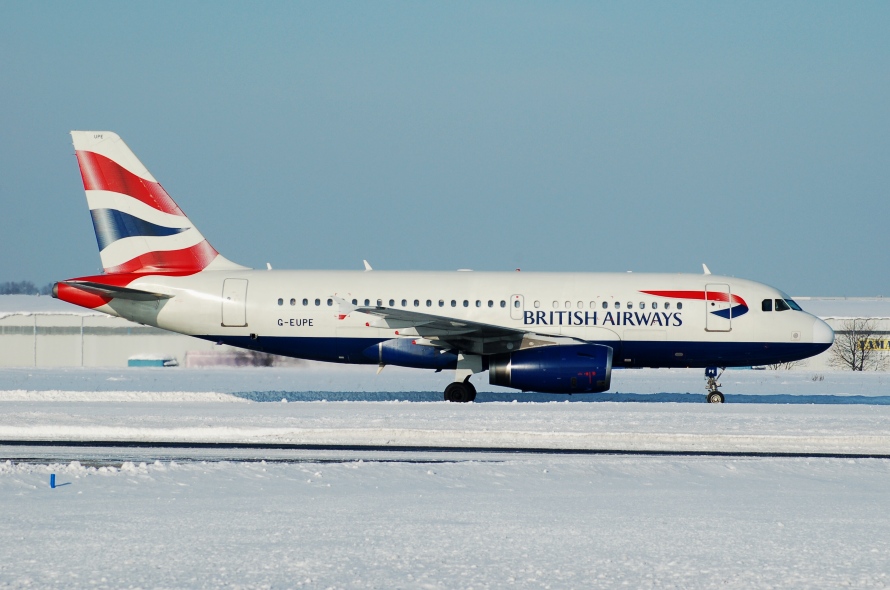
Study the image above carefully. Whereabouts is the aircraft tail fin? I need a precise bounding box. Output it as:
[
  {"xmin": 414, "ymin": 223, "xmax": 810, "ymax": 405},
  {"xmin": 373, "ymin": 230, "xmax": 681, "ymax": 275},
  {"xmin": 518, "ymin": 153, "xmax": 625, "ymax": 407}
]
[{"xmin": 70, "ymin": 131, "xmax": 246, "ymax": 274}]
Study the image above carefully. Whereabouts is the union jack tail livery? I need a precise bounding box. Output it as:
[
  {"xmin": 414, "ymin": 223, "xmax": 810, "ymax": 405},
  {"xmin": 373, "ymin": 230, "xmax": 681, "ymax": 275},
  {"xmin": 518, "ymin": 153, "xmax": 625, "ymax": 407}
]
[{"xmin": 71, "ymin": 131, "xmax": 243, "ymax": 275}]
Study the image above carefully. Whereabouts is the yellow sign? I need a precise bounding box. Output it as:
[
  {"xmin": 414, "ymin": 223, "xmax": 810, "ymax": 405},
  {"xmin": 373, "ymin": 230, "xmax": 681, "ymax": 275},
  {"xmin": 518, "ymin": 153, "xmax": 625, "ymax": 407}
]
[{"xmin": 858, "ymin": 339, "xmax": 890, "ymax": 351}]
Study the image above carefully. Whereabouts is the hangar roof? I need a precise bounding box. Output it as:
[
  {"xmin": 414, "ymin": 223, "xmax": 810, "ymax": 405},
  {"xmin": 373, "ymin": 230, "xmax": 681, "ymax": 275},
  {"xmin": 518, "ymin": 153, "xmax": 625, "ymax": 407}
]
[{"xmin": 794, "ymin": 297, "xmax": 890, "ymax": 319}]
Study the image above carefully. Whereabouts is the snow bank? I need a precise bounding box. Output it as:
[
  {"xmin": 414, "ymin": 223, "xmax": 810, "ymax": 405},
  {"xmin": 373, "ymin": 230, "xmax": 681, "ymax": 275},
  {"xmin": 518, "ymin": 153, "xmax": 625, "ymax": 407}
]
[
  {"xmin": 0, "ymin": 390, "xmax": 246, "ymax": 403},
  {"xmin": 2, "ymin": 396, "xmax": 890, "ymax": 454}
]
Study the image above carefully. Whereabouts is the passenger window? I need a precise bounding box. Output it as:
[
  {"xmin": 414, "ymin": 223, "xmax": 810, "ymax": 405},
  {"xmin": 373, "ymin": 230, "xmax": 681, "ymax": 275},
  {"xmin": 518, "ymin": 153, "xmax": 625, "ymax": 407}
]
[
  {"xmin": 277, "ymin": 298, "xmax": 283, "ymax": 306},
  {"xmin": 475, "ymin": 300, "xmax": 481, "ymax": 307},
  {"xmin": 364, "ymin": 299, "xmax": 370, "ymax": 306},
  {"xmin": 602, "ymin": 301, "xmax": 608, "ymax": 309},
  {"xmin": 289, "ymin": 298, "xmax": 295, "ymax": 306},
  {"xmin": 426, "ymin": 300, "xmax": 432, "ymax": 307},
  {"xmin": 565, "ymin": 301, "xmax": 571, "ymax": 308},
  {"xmin": 627, "ymin": 302, "xmax": 633, "ymax": 309},
  {"xmin": 501, "ymin": 301, "xmax": 507, "ymax": 308},
  {"xmin": 389, "ymin": 299, "xmax": 395, "ymax": 306},
  {"xmin": 488, "ymin": 300, "xmax": 494, "ymax": 308},
  {"xmin": 351, "ymin": 299, "xmax": 357, "ymax": 305},
  {"xmin": 578, "ymin": 301, "xmax": 584, "ymax": 309},
  {"xmin": 762, "ymin": 299, "xmax": 772, "ymax": 312},
  {"xmin": 639, "ymin": 302, "xmax": 645, "ymax": 309},
  {"xmin": 615, "ymin": 302, "xmax": 620, "ymax": 309},
  {"xmin": 664, "ymin": 302, "xmax": 670, "ymax": 310},
  {"xmin": 513, "ymin": 300, "xmax": 520, "ymax": 308},
  {"xmin": 414, "ymin": 300, "xmax": 420, "ymax": 307},
  {"xmin": 327, "ymin": 299, "xmax": 333, "ymax": 306},
  {"xmin": 553, "ymin": 301, "xmax": 559, "ymax": 308},
  {"xmin": 401, "ymin": 299, "xmax": 407, "ymax": 307},
  {"xmin": 439, "ymin": 300, "xmax": 445, "ymax": 307},
  {"xmin": 377, "ymin": 299, "xmax": 382, "ymax": 306},
  {"xmin": 451, "ymin": 300, "xmax": 457, "ymax": 307},
  {"xmin": 463, "ymin": 300, "xmax": 469, "ymax": 307},
  {"xmin": 314, "ymin": 298, "xmax": 320, "ymax": 306},
  {"xmin": 775, "ymin": 299, "xmax": 790, "ymax": 312},
  {"xmin": 652, "ymin": 302, "xmax": 657, "ymax": 310},
  {"xmin": 677, "ymin": 302, "xmax": 683, "ymax": 310},
  {"xmin": 534, "ymin": 300, "xmax": 541, "ymax": 308},
  {"xmin": 303, "ymin": 298, "xmax": 309, "ymax": 306}
]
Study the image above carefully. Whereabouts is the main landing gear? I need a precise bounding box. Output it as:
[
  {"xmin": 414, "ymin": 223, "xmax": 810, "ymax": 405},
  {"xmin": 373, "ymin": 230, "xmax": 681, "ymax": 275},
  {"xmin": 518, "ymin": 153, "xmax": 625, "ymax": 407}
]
[
  {"xmin": 705, "ymin": 366, "xmax": 725, "ymax": 404},
  {"xmin": 444, "ymin": 377, "xmax": 477, "ymax": 403}
]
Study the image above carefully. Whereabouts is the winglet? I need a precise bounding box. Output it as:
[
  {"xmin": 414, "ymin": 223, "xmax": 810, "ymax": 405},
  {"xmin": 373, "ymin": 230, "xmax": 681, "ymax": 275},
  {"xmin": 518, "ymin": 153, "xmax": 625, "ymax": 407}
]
[
  {"xmin": 363, "ymin": 260, "xmax": 373, "ymax": 271},
  {"xmin": 702, "ymin": 264, "xmax": 712, "ymax": 275}
]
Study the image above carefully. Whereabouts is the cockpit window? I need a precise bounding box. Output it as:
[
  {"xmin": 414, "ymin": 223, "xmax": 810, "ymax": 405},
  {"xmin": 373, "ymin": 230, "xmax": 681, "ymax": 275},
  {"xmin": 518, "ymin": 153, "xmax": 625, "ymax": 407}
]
[
  {"xmin": 785, "ymin": 299, "xmax": 803, "ymax": 311},
  {"xmin": 762, "ymin": 299, "xmax": 772, "ymax": 312},
  {"xmin": 774, "ymin": 298, "xmax": 791, "ymax": 312}
]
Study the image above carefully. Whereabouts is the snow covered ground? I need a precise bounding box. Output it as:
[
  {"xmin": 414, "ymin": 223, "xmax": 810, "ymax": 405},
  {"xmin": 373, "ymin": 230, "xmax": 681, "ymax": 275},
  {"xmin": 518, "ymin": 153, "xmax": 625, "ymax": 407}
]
[
  {"xmin": 1, "ymin": 367, "xmax": 890, "ymax": 587},
  {"xmin": 4, "ymin": 455, "xmax": 890, "ymax": 588},
  {"xmin": 3, "ymin": 395, "xmax": 890, "ymax": 455},
  {"xmin": 2, "ymin": 364, "xmax": 889, "ymax": 399}
]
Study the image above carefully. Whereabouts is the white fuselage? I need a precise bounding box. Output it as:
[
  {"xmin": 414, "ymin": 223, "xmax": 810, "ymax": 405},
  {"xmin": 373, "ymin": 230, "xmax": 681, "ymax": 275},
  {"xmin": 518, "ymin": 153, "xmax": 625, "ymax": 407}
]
[{"xmin": 93, "ymin": 269, "xmax": 833, "ymax": 371}]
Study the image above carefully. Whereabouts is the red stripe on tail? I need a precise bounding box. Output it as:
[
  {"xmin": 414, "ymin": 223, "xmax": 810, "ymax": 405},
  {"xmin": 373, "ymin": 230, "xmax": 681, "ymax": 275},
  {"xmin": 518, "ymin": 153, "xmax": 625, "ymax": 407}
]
[
  {"xmin": 103, "ymin": 240, "xmax": 219, "ymax": 274},
  {"xmin": 75, "ymin": 150, "xmax": 185, "ymax": 216}
]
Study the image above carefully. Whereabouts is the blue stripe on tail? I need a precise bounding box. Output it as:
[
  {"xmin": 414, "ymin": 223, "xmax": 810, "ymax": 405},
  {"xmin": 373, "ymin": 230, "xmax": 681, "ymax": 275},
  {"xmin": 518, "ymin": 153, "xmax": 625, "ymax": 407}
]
[{"xmin": 90, "ymin": 209, "xmax": 189, "ymax": 251}]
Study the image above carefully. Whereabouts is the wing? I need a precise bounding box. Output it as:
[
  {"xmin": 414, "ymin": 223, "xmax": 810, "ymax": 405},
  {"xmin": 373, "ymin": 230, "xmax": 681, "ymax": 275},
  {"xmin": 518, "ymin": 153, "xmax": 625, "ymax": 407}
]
[{"xmin": 346, "ymin": 301, "xmax": 577, "ymax": 355}]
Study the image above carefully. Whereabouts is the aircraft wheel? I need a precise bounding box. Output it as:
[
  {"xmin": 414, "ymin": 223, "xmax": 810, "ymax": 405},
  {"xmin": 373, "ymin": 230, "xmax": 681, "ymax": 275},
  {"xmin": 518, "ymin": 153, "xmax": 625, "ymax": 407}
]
[
  {"xmin": 464, "ymin": 380, "xmax": 477, "ymax": 402},
  {"xmin": 707, "ymin": 391, "xmax": 725, "ymax": 404},
  {"xmin": 444, "ymin": 382, "xmax": 473, "ymax": 403}
]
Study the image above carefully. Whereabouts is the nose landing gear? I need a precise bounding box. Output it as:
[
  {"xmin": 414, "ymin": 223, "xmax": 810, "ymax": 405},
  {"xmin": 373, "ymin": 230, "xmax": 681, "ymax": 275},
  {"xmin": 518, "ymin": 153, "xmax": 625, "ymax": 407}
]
[{"xmin": 705, "ymin": 366, "xmax": 725, "ymax": 403}]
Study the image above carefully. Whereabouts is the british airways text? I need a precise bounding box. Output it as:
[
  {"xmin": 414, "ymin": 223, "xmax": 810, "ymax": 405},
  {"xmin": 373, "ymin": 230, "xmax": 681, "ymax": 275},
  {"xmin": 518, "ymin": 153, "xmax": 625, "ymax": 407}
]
[{"xmin": 523, "ymin": 311, "xmax": 682, "ymax": 327}]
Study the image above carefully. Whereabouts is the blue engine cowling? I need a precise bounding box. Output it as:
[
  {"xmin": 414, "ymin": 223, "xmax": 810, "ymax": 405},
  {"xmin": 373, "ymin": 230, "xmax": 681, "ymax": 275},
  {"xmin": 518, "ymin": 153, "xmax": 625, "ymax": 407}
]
[
  {"xmin": 363, "ymin": 338, "xmax": 459, "ymax": 370},
  {"xmin": 488, "ymin": 343, "xmax": 613, "ymax": 393}
]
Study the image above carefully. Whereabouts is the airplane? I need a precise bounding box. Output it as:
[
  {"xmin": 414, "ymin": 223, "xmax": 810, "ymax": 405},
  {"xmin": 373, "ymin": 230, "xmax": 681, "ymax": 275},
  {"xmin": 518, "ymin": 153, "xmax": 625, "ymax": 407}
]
[{"xmin": 53, "ymin": 131, "xmax": 835, "ymax": 403}]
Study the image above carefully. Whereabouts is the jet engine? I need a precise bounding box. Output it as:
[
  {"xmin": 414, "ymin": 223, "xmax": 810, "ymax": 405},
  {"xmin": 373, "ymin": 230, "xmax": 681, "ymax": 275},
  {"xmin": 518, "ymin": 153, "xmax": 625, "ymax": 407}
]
[
  {"xmin": 363, "ymin": 338, "xmax": 458, "ymax": 370},
  {"xmin": 488, "ymin": 343, "xmax": 613, "ymax": 393}
]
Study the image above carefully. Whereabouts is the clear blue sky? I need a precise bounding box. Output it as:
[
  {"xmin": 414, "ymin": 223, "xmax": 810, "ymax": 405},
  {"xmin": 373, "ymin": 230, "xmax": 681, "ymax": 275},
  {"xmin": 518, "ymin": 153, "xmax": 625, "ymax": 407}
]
[{"xmin": 1, "ymin": 2, "xmax": 887, "ymax": 296}]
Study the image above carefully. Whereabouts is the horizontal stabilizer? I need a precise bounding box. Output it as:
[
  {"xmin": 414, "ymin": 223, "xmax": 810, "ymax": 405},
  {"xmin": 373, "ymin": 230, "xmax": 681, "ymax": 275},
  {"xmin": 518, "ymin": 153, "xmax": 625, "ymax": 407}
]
[{"xmin": 56, "ymin": 281, "xmax": 173, "ymax": 302}]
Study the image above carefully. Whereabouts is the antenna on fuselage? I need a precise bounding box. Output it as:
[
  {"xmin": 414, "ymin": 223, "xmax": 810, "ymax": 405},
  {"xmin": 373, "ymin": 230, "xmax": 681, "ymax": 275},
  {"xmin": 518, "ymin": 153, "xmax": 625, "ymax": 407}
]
[
  {"xmin": 702, "ymin": 263, "xmax": 712, "ymax": 275},
  {"xmin": 363, "ymin": 260, "xmax": 373, "ymax": 271}
]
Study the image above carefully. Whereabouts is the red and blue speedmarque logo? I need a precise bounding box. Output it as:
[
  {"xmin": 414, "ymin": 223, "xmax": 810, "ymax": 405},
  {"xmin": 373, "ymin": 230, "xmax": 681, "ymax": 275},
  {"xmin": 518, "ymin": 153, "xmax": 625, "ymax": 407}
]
[{"xmin": 640, "ymin": 290, "xmax": 749, "ymax": 319}]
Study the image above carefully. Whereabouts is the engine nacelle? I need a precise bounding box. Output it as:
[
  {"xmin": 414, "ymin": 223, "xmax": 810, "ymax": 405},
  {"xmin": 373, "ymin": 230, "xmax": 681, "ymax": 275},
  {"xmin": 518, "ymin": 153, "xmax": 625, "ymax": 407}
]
[
  {"xmin": 488, "ymin": 343, "xmax": 613, "ymax": 393},
  {"xmin": 363, "ymin": 338, "xmax": 458, "ymax": 370}
]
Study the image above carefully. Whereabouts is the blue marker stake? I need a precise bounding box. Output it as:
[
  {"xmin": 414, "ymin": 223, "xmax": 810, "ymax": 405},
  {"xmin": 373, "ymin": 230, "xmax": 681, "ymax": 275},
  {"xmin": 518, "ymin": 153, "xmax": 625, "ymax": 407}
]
[{"xmin": 50, "ymin": 474, "xmax": 56, "ymax": 489}]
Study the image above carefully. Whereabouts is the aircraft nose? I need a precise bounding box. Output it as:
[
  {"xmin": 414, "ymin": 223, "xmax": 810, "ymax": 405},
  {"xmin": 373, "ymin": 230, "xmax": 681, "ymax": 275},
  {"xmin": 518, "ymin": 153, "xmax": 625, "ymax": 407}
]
[{"xmin": 812, "ymin": 317, "xmax": 834, "ymax": 345}]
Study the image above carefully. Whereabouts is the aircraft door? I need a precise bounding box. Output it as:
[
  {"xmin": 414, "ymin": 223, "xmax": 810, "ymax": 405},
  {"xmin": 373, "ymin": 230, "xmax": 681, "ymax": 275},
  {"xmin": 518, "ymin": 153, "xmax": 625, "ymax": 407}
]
[
  {"xmin": 221, "ymin": 279, "xmax": 248, "ymax": 327},
  {"xmin": 510, "ymin": 294, "xmax": 524, "ymax": 321},
  {"xmin": 705, "ymin": 283, "xmax": 731, "ymax": 332}
]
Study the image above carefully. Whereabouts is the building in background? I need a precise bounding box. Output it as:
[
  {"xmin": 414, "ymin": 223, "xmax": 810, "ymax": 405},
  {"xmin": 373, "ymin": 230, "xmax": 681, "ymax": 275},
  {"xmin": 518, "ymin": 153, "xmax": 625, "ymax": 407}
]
[
  {"xmin": 0, "ymin": 295, "xmax": 301, "ymax": 368},
  {"xmin": 0, "ymin": 295, "xmax": 887, "ymax": 370}
]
